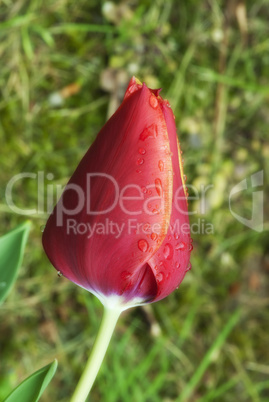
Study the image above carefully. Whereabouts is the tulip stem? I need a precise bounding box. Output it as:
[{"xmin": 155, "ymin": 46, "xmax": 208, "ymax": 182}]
[{"xmin": 70, "ymin": 306, "xmax": 122, "ymax": 402}]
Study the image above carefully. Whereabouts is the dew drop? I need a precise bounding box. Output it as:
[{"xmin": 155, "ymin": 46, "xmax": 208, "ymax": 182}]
[
  {"xmin": 138, "ymin": 147, "xmax": 146, "ymax": 155},
  {"xmin": 163, "ymin": 243, "xmax": 173, "ymax": 260},
  {"xmin": 186, "ymin": 262, "xmax": 192, "ymax": 272},
  {"xmin": 149, "ymin": 94, "xmax": 159, "ymax": 109},
  {"xmin": 151, "ymin": 232, "xmax": 158, "ymax": 241},
  {"xmin": 164, "ymin": 99, "xmax": 171, "ymax": 108},
  {"xmin": 136, "ymin": 169, "xmax": 142, "ymax": 173},
  {"xmin": 156, "ymin": 272, "xmax": 164, "ymax": 283},
  {"xmin": 175, "ymin": 241, "xmax": 186, "ymax": 251},
  {"xmin": 188, "ymin": 244, "xmax": 193, "ymax": 252},
  {"xmin": 174, "ymin": 233, "xmax": 179, "ymax": 240},
  {"xmin": 137, "ymin": 158, "xmax": 144, "ymax": 165},
  {"xmin": 40, "ymin": 225, "xmax": 45, "ymax": 232},
  {"xmin": 138, "ymin": 239, "xmax": 149, "ymax": 252},
  {"xmin": 158, "ymin": 160, "xmax": 164, "ymax": 172},
  {"xmin": 155, "ymin": 178, "xmax": 163, "ymax": 197},
  {"xmin": 141, "ymin": 186, "xmax": 147, "ymax": 193},
  {"xmin": 57, "ymin": 271, "xmax": 63, "ymax": 277},
  {"xmin": 152, "ymin": 209, "xmax": 159, "ymax": 214},
  {"xmin": 175, "ymin": 261, "xmax": 180, "ymax": 269},
  {"xmin": 168, "ymin": 235, "xmax": 172, "ymax": 241},
  {"xmin": 139, "ymin": 124, "xmax": 158, "ymax": 141}
]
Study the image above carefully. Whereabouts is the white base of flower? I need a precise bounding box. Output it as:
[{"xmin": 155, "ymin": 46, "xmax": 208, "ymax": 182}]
[{"xmin": 95, "ymin": 292, "xmax": 147, "ymax": 312}]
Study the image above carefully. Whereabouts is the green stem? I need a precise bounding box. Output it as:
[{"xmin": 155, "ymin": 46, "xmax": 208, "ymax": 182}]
[{"xmin": 70, "ymin": 306, "xmax": 122, "ymax": 402}]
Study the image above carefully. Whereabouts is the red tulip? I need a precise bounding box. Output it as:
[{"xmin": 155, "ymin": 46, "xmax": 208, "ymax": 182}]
[{"xmin": 42, "ymin": 77, "xmax": 192, "ymax": 310}]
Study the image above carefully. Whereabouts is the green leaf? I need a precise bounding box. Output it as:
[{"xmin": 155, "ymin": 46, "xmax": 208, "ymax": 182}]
[
  {"xmin": 3, "ymin": 360, "xmax": 58, "ymax": 402},
  {"xmin": 0, "ymin": 221, "xmax": 31, "ymax": 304}
]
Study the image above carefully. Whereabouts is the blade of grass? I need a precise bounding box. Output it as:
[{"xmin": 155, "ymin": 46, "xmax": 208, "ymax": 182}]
[
  {"xmin": 192, "ymin": 66, "xmax": 269, "ymax": 95},
  {"xmin": 177, "ymin": 308, "xmax": 242, "ymax": 402},
  {"xmin": 167, "ymin": 42, "xmax": 197, "ymax": 110},
  {"xmin": 50, "ymin": 23, "xmax": 115, "ymax": 35},
  {"xmin": 198, "ymin": 375, "xmax": 240, "ymax": 401}
]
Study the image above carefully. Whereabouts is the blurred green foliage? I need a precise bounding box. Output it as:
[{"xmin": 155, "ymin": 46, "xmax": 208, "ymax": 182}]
[{"xmin": 0, "ymin": 0, "xmax": 268, "ymax": 401}]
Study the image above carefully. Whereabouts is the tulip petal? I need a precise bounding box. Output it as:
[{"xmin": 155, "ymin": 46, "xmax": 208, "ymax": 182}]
[
  {"xmin": 147, "ymin": 99, "xmax": 192, "ymax": 302},
  {"xmin": 43, "ymin": 82, "xmax": 174, "ymax": 305}
]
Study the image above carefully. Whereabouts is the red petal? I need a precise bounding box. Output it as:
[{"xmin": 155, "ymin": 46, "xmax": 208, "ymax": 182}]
[
  {"xmin": 43, "ymin": 82, "xmax": 174, "ymax": 304},
  {"xmin": 147, "ymin": 99, "xmax": 192, "ymax": 302}
]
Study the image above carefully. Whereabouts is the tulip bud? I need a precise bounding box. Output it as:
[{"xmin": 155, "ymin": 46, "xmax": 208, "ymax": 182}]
[{"xmin": 42, "ymin": 77, "xmax": 192, "ymax": 310}]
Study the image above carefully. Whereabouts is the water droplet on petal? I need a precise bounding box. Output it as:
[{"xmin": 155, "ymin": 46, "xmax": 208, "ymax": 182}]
[
  {"xmin": 139, "ymin": 124, "xmax": 158, "ymax": 141},
  {"xmin": 158, "ymin": 160, "xmax": 164, "ymax": 172},
  {"xmin": 175, "ymin": 242, "xmax": 186, "ymax": 251},
  {"xmin": 188, "ymin": 244, "xmax": 193, "ymax": 252},
  {"xmin": 164, "ymin": 99, "xmax": 171, "ymax": 108},
  {"xmin": 156, "ymin": 272, "xmax": 164, "ymax": 283},
  {"xmin": 149, "ymin": 94, "xmax": 158, "ymax": 109},
  {"xmin": 186, "ymin": 262, "xmax": 192, "ymax": 272},
  {"xmin": 155, "ymin": 178, "xmax": 163, "ymax": 197},
  {"xmin": 183, "ymin": 175, "xmax": 187, "ymax": 182},
  {"xmin": 174, "ymin": 233, "xmax": 179, "ymax": 240},
  {"xmin": 136, "ymin": 169, "xmax": 142, "ymax": 173},
  {"xmin": 138, "ymin": 239, "xmax": 149, "ymax": 252},
  {"xmin": 138, "ymin": 147, "xmax": 146, "ymax": 155},
  {"xmin": 57, "ymin": 271, "xmax": 63, "ymax": 277},
  {"xmin": 40, "ymin": 225, "xmax": 45, "ymax": 232},
  {"xmin": 163, "ymin": 243, "xmax": 173, "ymax": 260},
  {"xmin": 137, "ymin": 158, "xmax": 144, "ymax": 165},
  {"xmin": 175, "ymin": 261, "xmax": 180, "ymax": 269},
  {"xmin": 151, "ymin": 233, "xmax": 158, "ymax": 241},
  {"xmin": 141, "ymin": 186, "xmax": 147, "ymax": 193}
]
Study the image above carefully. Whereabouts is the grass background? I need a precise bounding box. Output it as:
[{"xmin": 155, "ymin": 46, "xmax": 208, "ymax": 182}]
[{"xmin": 0, "ymin": 0, "xmax": 269, "ymax": 401}]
